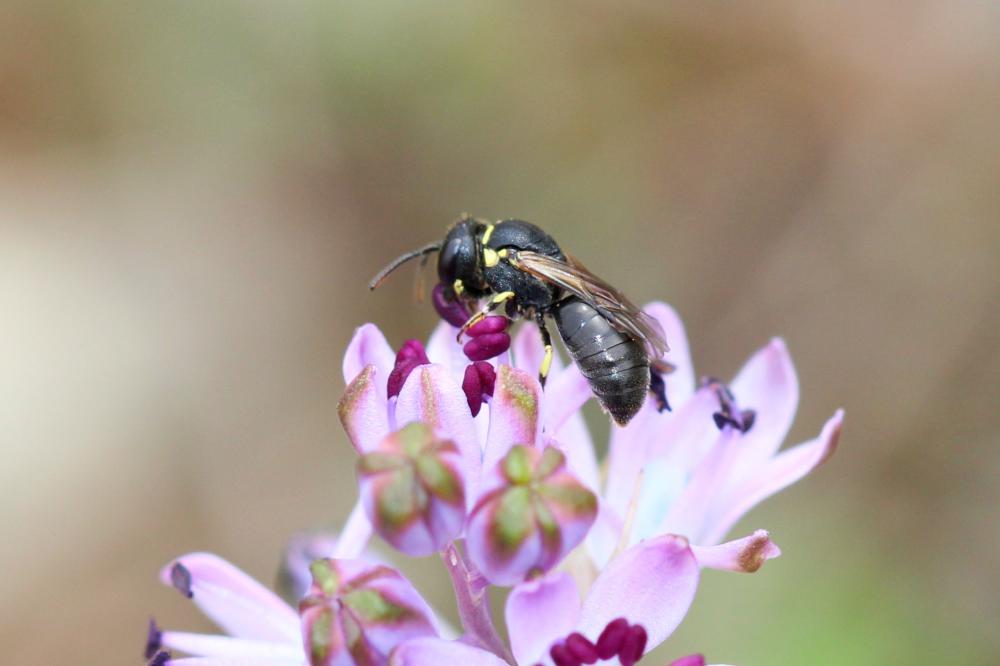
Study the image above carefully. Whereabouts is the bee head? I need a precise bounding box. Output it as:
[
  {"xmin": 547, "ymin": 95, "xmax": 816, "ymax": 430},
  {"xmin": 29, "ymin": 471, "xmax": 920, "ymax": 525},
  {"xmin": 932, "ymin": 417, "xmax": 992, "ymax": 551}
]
[{"xmin": 437, "ymin": 217, "xmax": 488, "ymax": 294}]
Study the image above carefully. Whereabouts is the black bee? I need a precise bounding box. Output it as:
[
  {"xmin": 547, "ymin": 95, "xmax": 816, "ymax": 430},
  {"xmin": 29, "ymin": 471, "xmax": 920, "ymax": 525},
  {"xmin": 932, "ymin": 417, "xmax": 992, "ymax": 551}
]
[{"xmin": 369, "ymin": 215, "xmax": 670, "ymax": 426}]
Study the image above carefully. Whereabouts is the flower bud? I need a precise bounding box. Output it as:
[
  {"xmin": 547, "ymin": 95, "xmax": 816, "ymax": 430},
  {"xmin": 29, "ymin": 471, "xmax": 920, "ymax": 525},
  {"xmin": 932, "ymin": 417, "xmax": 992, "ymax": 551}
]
[
  {"xmin": 466, "ymin": 445, "xmax": 597, "ymax": 586},
  {"xmin": 299, "ymin": 558, "xmax": 437, "ymax": 666},
  {"xmin": 357, "ymin": 422, "xmax": 466, "ymax": 556}
]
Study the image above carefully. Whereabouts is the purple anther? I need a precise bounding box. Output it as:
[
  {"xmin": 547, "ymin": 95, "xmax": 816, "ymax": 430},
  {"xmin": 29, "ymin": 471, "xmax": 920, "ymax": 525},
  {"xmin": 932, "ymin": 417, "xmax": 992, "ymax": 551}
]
[
  {"xmin": 144, "ymin": 618, "xmax": 162, "ymax": 659},
  {"xmin": 170, "ymin": 562, "xmax": 192, "ymax": 599},
  {"xmin": 669, "ymin": 655, "xmax": 707, "ymax": 666},
  {"xmin": 432, "ymin": 283, "xmax": 471, "ymax": 328},
  {"xmin": 702, "ymin": 376, "xmax": 755, "ymax": 433},
  {"xmin": 565, "ymin": 632, "xmax": 599, "ymax": 664},
  {"xmin": 549, "ymin": 642, "xmax": 579, "ymax": 666},
  {"xmin": 387, "ymin": 339, "xmax": 430, "ymax": 398},
  {"xmin": 148, "ymin": 650, "xmax": 171, "ymax": 666},
  {"xmin": 462, "ymin": 332, "xmax": 510, "ymax": 362},
  {"xmin": 462, "ymin": 362, "xmax": 496, "ymax": 417},
  {"xmin": 595, "ymin": 617, "xmax": 629, "ymax": 660},
  {"xmin": 619, "ymin": 624, "xmax": 648, "ymax": 666},
  {"xmin": 466, "ymin": 315, "xmax": 509, "ymax": 337}
]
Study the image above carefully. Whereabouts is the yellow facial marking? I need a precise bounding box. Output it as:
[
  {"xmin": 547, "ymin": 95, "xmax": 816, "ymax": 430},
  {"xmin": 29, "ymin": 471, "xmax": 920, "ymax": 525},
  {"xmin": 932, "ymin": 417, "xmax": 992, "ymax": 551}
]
[
  {"xmin": 540, "ymin": 344, "xmax": 553, "ymax": 379},
  {"xmin": 481, "ymin": 224, "xmax": 495, "ymax": 246},
  {"xmin": 453, "ymin": 279, "xmax": 464, "ymax": 295}
]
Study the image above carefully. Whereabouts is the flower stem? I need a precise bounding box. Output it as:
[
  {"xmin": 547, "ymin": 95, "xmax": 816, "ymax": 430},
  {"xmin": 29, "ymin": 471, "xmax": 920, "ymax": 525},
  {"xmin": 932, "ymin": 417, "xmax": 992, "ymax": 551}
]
[{"xmin": 441, "ymin": 542, "xmax": 514, "ymax": 663}]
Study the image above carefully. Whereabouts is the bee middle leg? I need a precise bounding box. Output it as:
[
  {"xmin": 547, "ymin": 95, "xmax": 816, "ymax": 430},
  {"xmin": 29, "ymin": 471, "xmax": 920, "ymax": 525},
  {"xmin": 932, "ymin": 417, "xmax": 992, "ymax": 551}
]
[{"xmin": 535, "ymin": 313, "xmax": 554, "ymax": 388}]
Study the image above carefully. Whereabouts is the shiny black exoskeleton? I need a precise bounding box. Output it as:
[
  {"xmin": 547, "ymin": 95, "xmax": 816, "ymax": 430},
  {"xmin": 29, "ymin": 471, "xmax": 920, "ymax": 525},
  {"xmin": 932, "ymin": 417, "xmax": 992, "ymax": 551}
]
[{"xmin": 372, "ymin": 215, "xmax": 668, "ymax": 426}]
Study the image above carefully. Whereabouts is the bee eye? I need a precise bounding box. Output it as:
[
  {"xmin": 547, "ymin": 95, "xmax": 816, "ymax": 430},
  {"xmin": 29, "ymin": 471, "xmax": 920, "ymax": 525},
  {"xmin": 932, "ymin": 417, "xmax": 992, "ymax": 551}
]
[{"xmin": 437, "ymin": 237, "xmax": 463, "ymax": 282}]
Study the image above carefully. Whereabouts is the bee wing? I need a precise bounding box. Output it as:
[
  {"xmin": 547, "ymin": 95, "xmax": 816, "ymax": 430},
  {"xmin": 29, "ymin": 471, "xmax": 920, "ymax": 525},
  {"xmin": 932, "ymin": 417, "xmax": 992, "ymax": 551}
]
[{"xmin": 515, "ymin": 251, "xmax": 668, "ymax": 357}]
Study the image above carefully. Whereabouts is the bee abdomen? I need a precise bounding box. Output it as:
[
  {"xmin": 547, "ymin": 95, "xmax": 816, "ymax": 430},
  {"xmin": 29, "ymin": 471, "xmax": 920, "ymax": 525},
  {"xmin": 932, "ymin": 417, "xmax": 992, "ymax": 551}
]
[{"xmin": 552, "ymin": 298, "xmax": 650, "ymax": 426}]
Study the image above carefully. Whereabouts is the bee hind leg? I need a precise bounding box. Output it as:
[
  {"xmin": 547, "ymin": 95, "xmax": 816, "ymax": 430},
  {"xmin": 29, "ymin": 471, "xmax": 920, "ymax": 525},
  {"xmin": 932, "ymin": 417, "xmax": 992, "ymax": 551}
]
[
  {"xmin": 649, "ymin": 359, "xmax": 675, "ymax": 412},
  {"xmin": 535, "ymin": 313, "xmax": 554, "ymax": 388}
]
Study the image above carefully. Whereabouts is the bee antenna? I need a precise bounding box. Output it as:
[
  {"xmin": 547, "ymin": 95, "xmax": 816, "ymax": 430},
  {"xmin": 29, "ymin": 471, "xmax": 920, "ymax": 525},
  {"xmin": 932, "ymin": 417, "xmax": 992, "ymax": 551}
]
[{"xmin": 369, "ymin": 242, "xmax": 441, "ymax": 290}]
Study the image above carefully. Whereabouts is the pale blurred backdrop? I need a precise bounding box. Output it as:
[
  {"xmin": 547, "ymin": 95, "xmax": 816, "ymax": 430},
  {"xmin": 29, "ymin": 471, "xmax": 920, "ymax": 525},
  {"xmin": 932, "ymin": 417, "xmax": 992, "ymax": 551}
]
[{"xmin": 2, "ymin": 2, "xmax": 998, "ymax": 665}]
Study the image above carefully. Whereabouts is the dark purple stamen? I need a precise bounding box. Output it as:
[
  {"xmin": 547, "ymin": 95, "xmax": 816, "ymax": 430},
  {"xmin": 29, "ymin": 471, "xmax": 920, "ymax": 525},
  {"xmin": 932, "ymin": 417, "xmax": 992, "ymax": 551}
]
[
  {"xmin": 432, "ymin": 283, "xmax": 471, "ymax": 328},
  {"xmin": 170, "ymin": 562, "xmax": 193, "ymax": 599},
  {"xmin": 547, "ymin": 619, "xmax": 646, "ymax": 666},
  {"xmin": 462, "ymin": 332, "xmax": 511, "ymax": 362},
  {"xmin": 702, "ymin": 376, "xmax": 755, "ymax": 433},
  {"xmin": 595, "ymin": 617, "xmax": 629, "ymax": 660},
  {"xmin": 462, "ymin": 361, "xmax": 496, "ymax": 416},
  {"xmin": 565, "ymin": 632, "xmax": 599, "ymax": 664},
  {"xmin": 550, "ymin": 642, "xmax": 578, "ymax": 666},
  {"xmin": 466, "ymin": 315, "xmax": 509, "ymax": 336},
  {"xmin": 387, "ymin": 339, "xmax": 430, "ymax": 399},
  {"xmin": 669, "ymin": 654, "xmax": 707, "ymax": 666},
  {"xmin": 144, "ymin": 618, "xmax": 163, "ymax": 659},
  {"xmin": 148, "ymin": 650, "xmax": 171, "ymax": 666},
  {"xmin": 618, "ymin": 624, "xmax": 648, "ymax": 666}
]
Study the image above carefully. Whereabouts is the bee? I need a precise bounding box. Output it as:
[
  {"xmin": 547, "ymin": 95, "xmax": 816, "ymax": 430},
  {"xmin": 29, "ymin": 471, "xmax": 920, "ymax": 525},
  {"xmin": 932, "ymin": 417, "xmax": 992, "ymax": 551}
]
[{"xmin": 369, "ymin": 215, "xmax": 670, "ymax": 426}]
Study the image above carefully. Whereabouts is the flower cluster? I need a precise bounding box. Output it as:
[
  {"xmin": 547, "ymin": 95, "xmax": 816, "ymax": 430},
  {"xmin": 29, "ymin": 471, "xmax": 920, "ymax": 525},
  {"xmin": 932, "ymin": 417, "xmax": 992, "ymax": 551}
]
[{"xmin": 145, "ymin": 300, "xmax": 842, "ymax": 666}]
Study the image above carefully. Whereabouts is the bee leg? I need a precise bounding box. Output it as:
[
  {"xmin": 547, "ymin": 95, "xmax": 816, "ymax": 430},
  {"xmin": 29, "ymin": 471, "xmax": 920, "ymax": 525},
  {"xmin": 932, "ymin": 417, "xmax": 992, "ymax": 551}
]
[
  {"xmin": 456, "ymin": 291, "xmax": 515, "ymax": 342},
  {"xmin": 535, "ymin": 313, "xmax": 554, "ymax": 388},
  {"xmin": 649, "ymin": 362, "xmax": 672, "ymax": 413}
]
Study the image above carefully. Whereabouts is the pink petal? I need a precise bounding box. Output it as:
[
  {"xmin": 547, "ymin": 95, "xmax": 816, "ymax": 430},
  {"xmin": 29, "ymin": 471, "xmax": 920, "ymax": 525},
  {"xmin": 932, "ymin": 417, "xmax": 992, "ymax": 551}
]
[
  {"xmin": 343, "ymin": 324, "xmax": 395, "ymax": 386},
  {"xmin": 395, "ymin": 365, "xmax": 481, "ymax": 508},
  {"xmin": 543, "ymin": 362, "xmax": 592, "ymax": 433},
  {"xmin": 577, "ymin": 535, "xmax": 699, "ymax": 655},
  {"xmin": 544, "ymin": 420, "xmax": 599, "ymax": 493},
  {"xmin": 482, "ymin": 366, "xmax": 541, "ymax": 474},
  {"xmin": 584, "ymin": 498, "xmax": 625, "ymax": 569},
  {"xmin": 338, "ymin": 364, "xmax": 391, "ymax": 454},
  {"xmin": 642, "ymin": 301, "xmax": 695, "ymax": 404},
  {"xmin": 159, "ymin": 554, "xmax": 299, "ymax": 644},
  {"xmin": 505, "ymin": 571, "xmax": 581, "ymax": 666},
  {"xmin": 659, "ymin": 429, "xmax": 741, "ymax": 544},
  {"xmin": 702, "ymin": 409, "xmax": 844, "ymax": 544},
  {"xmin": 389, "ymin": 637, "xmax": 509, "ymax": 666},
  {"xmin": 425, "ymin": 320, "xmax": 469, "ymax": 378},
  {"xmin": 604, "ymin": 388, "xmax": 719, "ymax": 525},
  {"xmin": 160, "ymin": 632, "xmax": 301, "ymax": 660},
  {"xmin": 728, "ymin": 338, "xmax": 799, "ymax": 471},
  {"xmin": 690, "ymin": 529, "xmax": 781, "ymax": 573}
]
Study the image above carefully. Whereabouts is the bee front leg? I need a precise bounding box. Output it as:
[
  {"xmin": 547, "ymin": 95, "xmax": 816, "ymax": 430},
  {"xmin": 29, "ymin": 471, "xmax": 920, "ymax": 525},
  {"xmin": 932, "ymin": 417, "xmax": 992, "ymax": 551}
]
[
  {"xmin": 535, "ymin": 313, "xmax": 554, "ymax": 388},
  {"xmin": 456, "ymin": 291, "xmax": 515, "ymax": 342}
]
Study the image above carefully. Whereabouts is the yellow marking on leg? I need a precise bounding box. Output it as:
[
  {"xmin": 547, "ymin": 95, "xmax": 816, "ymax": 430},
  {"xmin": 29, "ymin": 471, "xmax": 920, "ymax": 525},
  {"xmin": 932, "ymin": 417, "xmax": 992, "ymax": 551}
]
[
  {"xmin": 540, "ymin": 344, "xmax": 553, "ymax": 381},
  {"xmin": 456, "ymin": 291, "xmax": 515, "ymax": 342},
  {"xmin": 483, "ymin": 247, "xmax": 499, "ymax": 267},
  {"xmin": 481, "ymin": 223, "xmax": 495, "ymax": 245},
  {"xmin": 453, "ymin": 279, "xmax": 465, "ymax": 295}
]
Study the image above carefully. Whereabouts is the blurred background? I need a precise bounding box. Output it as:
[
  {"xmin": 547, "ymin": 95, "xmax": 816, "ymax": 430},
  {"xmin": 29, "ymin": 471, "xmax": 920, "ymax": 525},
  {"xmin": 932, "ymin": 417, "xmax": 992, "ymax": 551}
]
[{"xmin": 2, "ymin": 1, "xmax": 998, "ymax": 664}]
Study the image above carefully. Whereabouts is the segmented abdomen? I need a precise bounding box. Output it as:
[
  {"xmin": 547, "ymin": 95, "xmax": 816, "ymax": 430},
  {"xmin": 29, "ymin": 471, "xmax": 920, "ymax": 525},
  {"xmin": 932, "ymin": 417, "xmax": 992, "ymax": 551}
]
[{"xmin": 551, "ymin": 298, "xmax": 650, "ymax": 426}]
